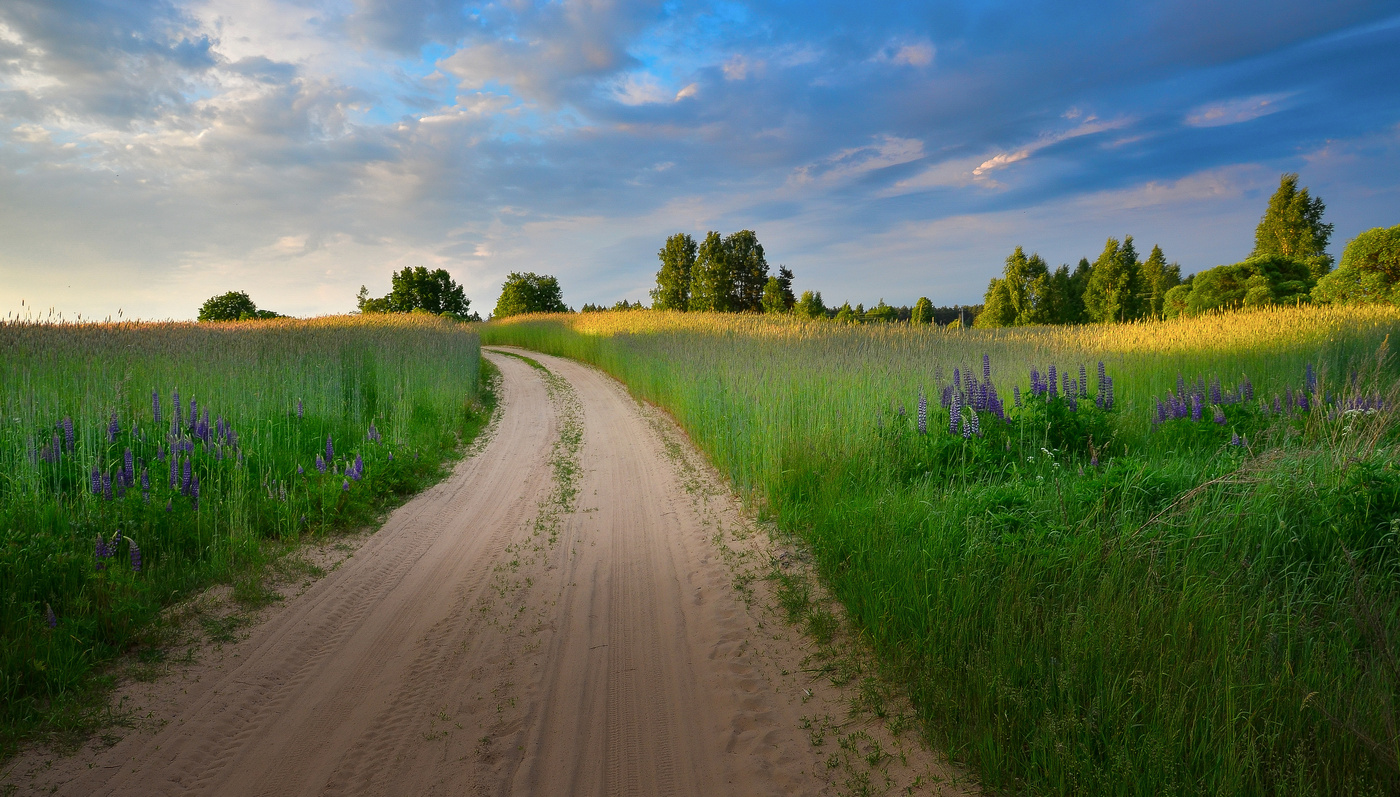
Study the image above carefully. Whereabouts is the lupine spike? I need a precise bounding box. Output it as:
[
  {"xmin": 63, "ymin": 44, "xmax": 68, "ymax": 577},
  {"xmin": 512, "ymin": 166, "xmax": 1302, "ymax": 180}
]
[
  {"xmin": 326, "ymin": 435, "xmax": 334, "ymax": 460},
  {"xmin": 982, "ymin": 354, "xmax": 991, "ymax": 381},
  {"xmin": 152, "ymin": 390, "xmax": 161, "ymax": 425},
  {"xmin": 45, "ymin": 603, "xmax": 57, "ymax": 629},
  {"xmin": 917, "ymin": 389, "xmax": 928, "ymax": 435},
  {"xmin": 126, "ymin": 537, "xmax": 142, "ymax": 572},
  {"xmin": 108, "ymin": 413, "xmax": 120, "ymax": 442}
]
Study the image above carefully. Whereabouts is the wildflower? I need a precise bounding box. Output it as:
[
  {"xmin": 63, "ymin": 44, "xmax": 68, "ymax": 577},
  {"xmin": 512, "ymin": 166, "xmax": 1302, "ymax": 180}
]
[
  {"xmin": 1191, "ymin": 394, "xmax": 1203, "ymax": 422},
  {"xmin": 1298, "ymin": 392, "xmax": 1310, "ymax": 412},
  {"xmin": 182, "ymin": 459, "xmax": 192, "ymax": 494},
  {"xmin": 315, "ymin": 454, "xmax": 327, "ymax": 473},
  {"xmin": 1230, "ymin": 431, "xmax": 1241, "ymax": 446},
  {"xmin": 917, "ymin": 389, "xmax": 928, "ymax": 435},
  {"xmin": 388, "ymin": 451, "xmax": 394, "ymax": 462},
  {"xmin": 1013, "ymin": 385, "xmax": 1022, "ymax": 408},
  {"xmin": 140, "ymin": 467, "xmax": 150, "ymax": 500},
  {"xmin": 102, "ymin": 473, "xmax": 113, "ymax": 501},
  {"xmin": 297, "ymin": 398, "xmax": 304, "ymax": 418},
  {"xmin": 982, "ymin": 354, "xmax": 991, "ymax": 381},
  {"xmin": 297, "ymin": 464, "xmax": 305, "ymax": 475},
  {"xmin": 63, "ymin": 417, "xmax": 74, "ymax": 450},
  {"xmin": 342, "ymin": 479, "xmax": 350, "ymax": 492},
  {"xmin": 968, "ymin": 410, "xmax": 980, "ymax": 437},
  {"xmin": 1209, "ymin": 377, "xmax": 1222, "ymax": 406},
  {"xmin": 961, "ymin": 413, "xmax": 972, "ymax": 439},
  {"xmin": 368, "ymin": 422, "xmax": 381, "ymax": 443},
  {"xmin": 95, "ymin": 534, "xmax": 110, "ymax": 570},
  {"xmin": 1048, "ymin": 365, "xmax": 1058, "ymax": 398},
  {"xmin": 949, "ymin": 390, "xmax": 962, "ymax": 434},
  {"xmin": 1242, "ymin": 376, "xmax": 1254, "ymax": 402},
  {"xmin": 124, "ymin": 449, "xmax": 135, "ymax": 482},
  {"xmin": 166, "ymin": 499, "xmax": 172, "ymax": 512},
  {"xmin": 1104, "ymin": 377, "xmax": 1114, "ymax": 410},
  {"xmin": 1079, "ymin": 364, "xmax": 1088, "ymax": 397},
  {"xmin": 45, "ymin": 604, "xmax": 57, "ymax": 629},
  {"xmin": 152, "ymin": 390, "xmax": 161, "ymax": 425},
  {"xmin": 326, "ymin": 435, "xmax": 334, "ymax": 460},
  {"xmin": 169, "ymin": 455, "xmax": 178, "ymax": 488},
  {"xmin": 1090, "ymin": 451, "xmax": 1099, "ymax": 468},
  {"xmin": 192, "ymin": 473, "xmax": 200, "ymax": 502},
  {"xmin": 1306, "ymin": 363, "xmax": 1317, "ymax": 395},
  {"xmin": 1273, "ymin": 394, "xmax": 1282, "ymax": 414},
  {"xmin": 108, "ymin": 413, "xmax": 120, "ymax": 442},
  {"xmin": 126, "ymin": 537, "xmax": 142, "ymax": 572},
  {"xmin": 189, "ymin": 398, "xmax": 198, "ymax": 428}
]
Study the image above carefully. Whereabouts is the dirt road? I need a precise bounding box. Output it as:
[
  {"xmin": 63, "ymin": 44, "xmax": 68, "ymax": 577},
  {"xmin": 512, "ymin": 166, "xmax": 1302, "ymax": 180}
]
[{"xmin": 5, "ymin": 349, "xmax": 969, "ymax": 796}]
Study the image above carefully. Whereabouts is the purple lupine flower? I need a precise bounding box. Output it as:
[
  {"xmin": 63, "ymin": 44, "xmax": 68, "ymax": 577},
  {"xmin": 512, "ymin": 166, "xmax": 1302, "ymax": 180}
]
[
  {"xmin": 982, "ymin": 354, "xmax": 991, "ymax": 381},
  {"xmin": 152, "ymin": 390, "xmax": 161, "ymax": 425},
  {"xmin": 1298, "ymin": 392, "xmax": 1310, "ymax": 412},
  {"xmin": 1230, "ymin": 431, "xmax": 1241, "ymax": 446},
  {"xmin": 227, "ymin": 429, "xmax": 238, "ymax": 448},
  {"xmin": 108, "ymin": 413, "xmax": 120, "ymax": 442},
  {"xmin": 95, "ymin": 534, "xmax": 109, "ymax": 569},
  {"xmin": 326, "ymin": 435, "xmax": 334, "ymax": 461},
  {"xmin": 123, "ymin": 449, "xmax": 134, "ymax": 482},
  {"xmin": 968, "ymin": 410, "xmax": 980, "ymax": 437},
  {"xmin": 1097, "ymin": 361, "xmax": 1107, "ymax": 393},
  {"xmin": 961, "ymin": 412, "xmax": 972, "ymax": 439},
  {"xmin": 166, "ymin": 499, "xmax": 172, "ymax": 512},
  {"xmin": 1155, "ymin": 398, "xmax": 1166, "ymax": 424},
  {"xmin": 1213, "ymin": 407, "xmax": 1226, "ymax": 425},
  {"xmin": 1209, "ymin": 378, "xmax": 1222, "ymax": 406},
  {"xmin": 949, "ymin": 390, "xmax": 962, "ymax": 434},
  {"xmin": 296, "ymin": 398, "xmax": 304, "ymax": 418},
  {"xmin": 355, "ymin": 454, "xmax": 365, "ymax": 480},
  {"xmin": 315, "ymin": 454, "xmax": 327, "ymax": 473},
  {"xmin": 917, "ymin": 389, "xmax": 928, "ymax": 434},
  {"xmin": 1104, "ymin": 377, "xmax": 1114, "ymax": 410},
  {"xmin": 952, "ymin": 368, "xmax": 961, "ymax": 390},
  {"xmin": 1306, "ymin": 363, "xmax": 1317, "ymax": 395},
  {"xmin": 191, "ymin": 473, "xmax": 200, "ymax": 501},
  {"xmin": 1079, "ymin": 364, "xmax": 1088, "ymax": 397},
  {"xmin": 169, "ymin": 455, "xmax": 178, "ymax": 488},
  {"xmin": 1242, "ymin": 376, "xmax": 1254, "ymax": 403},
  {"xmin": 1284, "ymin": 387, "xmax": 1293, "ymax": 412},
  {"xmin": 297, "ymin": 464, "xmax": 305, "ymax": 475},
  {"xmin": 342, "ymin": 479, "xmax": 350, "ymax": 492},
  {"xmin": 126, "ymin": 537, "xmax": 142, "ymax": 572},
  {"xmin": 1090, "ymin": 450, "xmax": 1099, "ymax": 468},
  {"xmin": 63, "ymin": 417, "xmax": 74, "ymax": 450},
  {"xmin": 1191, "ymin": 394, "xmax": 1203, "ymax": 422},
  {"xmin": 1048, "ymin": 365, "xmax": 1058, "ymax": 398},
  {"xmin": 1273, "ymin": 394, "xmax": 1282, "ymax": 414},
  {"xmin": 1065, "ymin": 395, "xmax": 1077, "ymax": 412},
  {"xmin": 388, "ymin": 451, "xmax": 393, "ymax": 461},
  {"xmin": 1013, "ymin": 385, "xmax": 1022, "ymax": 408},
  {"xmin": 102, "ymin": 473, "xmax": 113, "ymax": 501},
  {"xmin": 182, "ymin": 458, "xmax": 192, "ymax": 493},
  {"xmin": 45, "ymin": 604, "xmax": 57, "ymax": 629},
  {"xmin": 140, "ymin": 467, "xmax": 150, "ymax": 500},
  {"xmin": 189, "ymin": 398, "xmax": 197, "ymax": 428}
]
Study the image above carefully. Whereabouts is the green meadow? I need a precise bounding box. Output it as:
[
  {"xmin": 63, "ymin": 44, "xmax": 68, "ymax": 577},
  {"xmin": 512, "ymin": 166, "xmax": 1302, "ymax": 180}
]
[
  {"xmin": 0, "ymin": 315, "xmax": 484, "ymax": 751},
  {"xmin": 483, "ymin": 304, "xmax": 1400, "ymax": 796}
]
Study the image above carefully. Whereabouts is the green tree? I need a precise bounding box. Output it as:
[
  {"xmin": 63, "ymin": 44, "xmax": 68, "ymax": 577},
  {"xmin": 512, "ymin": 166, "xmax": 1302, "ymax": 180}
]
[
  {"xmin": 724, "ymin": 230, "xmax": 768, "ymax": 312},
  {"xmin": 493, "ymin": 272, "xmax": 568, "ymax": 318},
  {"xmin": 796, "ymin": 290, "xmax": 826, "ymax": 319},
  {"xmin": 775, "ymin": 265, "xmax": 796, "ymax": 310},
  {"xmin": 833, "ymin": 302, "xmax": 857, "ymax": 323},
  {"xmin": 1138, "ymin": 244, "xmax": 1181, "ymax": 318},
  {"xmin": 865, "ymin": 299, "xmax": 897, "ymax": 323},
  {"xmin": 1003, "ymin": 246, "xmax": 1051, "ymax": 325},
  {"xmin": 1083, "ymin": 236, "xmax": 1143, "ymax": 323},
  {"xmin": 761, "ymin": 277, "xmax": 787, "ymax": 314},
  {"xmin": 689, "ymin": 231, "xmax": 733, "ymax": 312},
  {"xmin": 1252, "ymin": 173, "xmax": 1334, "ymax": 280},
  {"xmin": 1169, "ymin": 255, "xmax": 1312, "ymax": 316},
  {"xmin": 911, "ymin": 297, "xmax": 934, "ymax": 324},
  {"xmin": 358, "ymin": 267, "xmax": 472, "ymax": 319},
  {"xmin": 975, "ymin": 278, "xmax": 1015, "ymax": 328},
  {"xmin": 650, "ymin": 233, "xmax": 697, "ymax": 311},
  {"xmin": 1313, "ymin": 224, "xmax": 1400, "ymax": 305},
  {"xmin": 199, "ymin": 291, "xmax": 259, "ymax": 321}
]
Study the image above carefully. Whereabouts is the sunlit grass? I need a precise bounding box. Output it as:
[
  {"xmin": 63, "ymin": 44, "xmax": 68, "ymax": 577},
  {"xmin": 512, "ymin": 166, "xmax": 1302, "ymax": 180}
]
[
  {"xmin": 1, "ymin": 314, "xmax": 482, "ymax": 750},
  {"xmin": 483, "ymin": 305, "xmax": 1400, "ymax": 796}
]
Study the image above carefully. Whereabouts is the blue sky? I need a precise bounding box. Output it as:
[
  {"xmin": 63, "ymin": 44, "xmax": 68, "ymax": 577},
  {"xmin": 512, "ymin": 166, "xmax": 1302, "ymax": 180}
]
[{"xmin": 1, "ymin": 0, "xmax": 1398, "ymax": 320}]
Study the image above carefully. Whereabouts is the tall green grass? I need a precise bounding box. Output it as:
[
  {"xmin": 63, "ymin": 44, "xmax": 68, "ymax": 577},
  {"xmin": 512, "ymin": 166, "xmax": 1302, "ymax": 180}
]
[
  {"xmin": 483, "ymin": 306, "xmax": 1400, "ymax": 796},
  {"xmin": 1, "ymin": 315, "xmax": 482, "ymax": 749}
]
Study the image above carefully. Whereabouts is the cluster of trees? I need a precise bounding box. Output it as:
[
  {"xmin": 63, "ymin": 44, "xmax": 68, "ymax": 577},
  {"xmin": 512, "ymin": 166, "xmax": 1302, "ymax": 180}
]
[
  {"xmin": 651, "ymin": 230, "xmax": 797, "ymax": 313},
  {"xmin": 973, "ymin": 173, "xmax": 1366, "ymax": 326},
  {"xmin": 492, "ymin": 272, "xmax": 568, "ymax": 318},
  {"xmin": 357, "ymin": 267, "xmax": 478, "ymax": 321},
  {"xmin": 1313, "ymin": 224, "xmax": 1400, "ymax": 305},
  {"xmin": 975, "ymin": 239, "xmax": 1181, "ymax": 328},
  {"xmin": 197, "ymin": 291, "xmax": 284, "ymax": 321}
]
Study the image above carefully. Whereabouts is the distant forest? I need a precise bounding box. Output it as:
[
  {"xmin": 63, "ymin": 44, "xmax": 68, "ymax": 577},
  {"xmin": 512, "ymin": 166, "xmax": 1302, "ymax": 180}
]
[{"xmin": 620, "ymin": 172, "xmax": 1398, "ymax": 326}]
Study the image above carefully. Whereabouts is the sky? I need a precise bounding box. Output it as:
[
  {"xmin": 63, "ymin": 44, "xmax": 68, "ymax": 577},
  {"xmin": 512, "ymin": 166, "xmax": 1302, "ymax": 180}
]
[{"xmin": 1, "ymin": 0, "xmax": 1398, "ymax": 321}]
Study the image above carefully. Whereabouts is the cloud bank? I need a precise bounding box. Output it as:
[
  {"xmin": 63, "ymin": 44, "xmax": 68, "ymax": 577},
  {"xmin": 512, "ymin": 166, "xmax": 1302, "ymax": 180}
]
[{"xmin": 1, "ymin": 0, "xmax": 1398, "ymax": 319}]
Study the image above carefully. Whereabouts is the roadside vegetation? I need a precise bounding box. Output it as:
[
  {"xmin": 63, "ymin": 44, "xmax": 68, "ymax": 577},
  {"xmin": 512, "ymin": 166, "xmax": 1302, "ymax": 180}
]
[
  {"xmin": 0, "ymin": 314, "xmax": 486, "ymax": 755},
  {"xmin": 482, "ymin": 305, "xmax": 1400, "ymax": 796}
]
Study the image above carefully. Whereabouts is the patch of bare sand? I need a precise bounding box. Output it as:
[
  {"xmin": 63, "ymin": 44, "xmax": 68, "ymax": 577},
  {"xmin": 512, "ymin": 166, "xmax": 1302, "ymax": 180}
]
[{"xmin": 1, "ymin": 348, "xmax": 976, "ymax": 797}]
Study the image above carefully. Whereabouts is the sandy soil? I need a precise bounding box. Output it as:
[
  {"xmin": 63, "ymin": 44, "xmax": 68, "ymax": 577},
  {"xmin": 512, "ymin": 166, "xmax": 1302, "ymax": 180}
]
[{"xmin": 2, "ymin": 349, "xmax": 974, "ymax": 796}]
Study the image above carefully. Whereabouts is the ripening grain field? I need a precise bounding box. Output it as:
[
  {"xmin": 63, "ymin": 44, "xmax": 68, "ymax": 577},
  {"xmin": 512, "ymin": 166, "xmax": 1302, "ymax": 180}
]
[
  {"xmin": 0, "ymin": 315, "xmax": 483, "ymax": 750},
  {"xmin": 483, "ymin": 305, "xmax": 1400, "ymax": 797}
]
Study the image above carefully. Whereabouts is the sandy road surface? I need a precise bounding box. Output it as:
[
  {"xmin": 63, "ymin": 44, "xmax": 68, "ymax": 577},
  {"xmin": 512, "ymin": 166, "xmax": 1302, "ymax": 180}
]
[{"xmin": 4, "ymin": 349, "xmax": 970, "ymax": 796}]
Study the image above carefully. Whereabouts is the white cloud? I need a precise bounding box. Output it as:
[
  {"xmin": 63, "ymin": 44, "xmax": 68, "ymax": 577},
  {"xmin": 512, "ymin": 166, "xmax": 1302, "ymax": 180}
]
[
  {"xmin": 1185, "ymin": 93, "xmax": 1291, "ymax": 128},
  {"xmin": 789, "ymin": 135, "xmax": 925, "ymax": 187}
]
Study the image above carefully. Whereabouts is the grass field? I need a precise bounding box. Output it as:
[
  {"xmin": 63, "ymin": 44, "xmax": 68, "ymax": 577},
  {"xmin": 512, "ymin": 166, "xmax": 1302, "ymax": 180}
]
[
  {"xmin": 0, "ymin": 315, "xmax": 484, "ymax": 752},
  {"xmin": 482, "ymin": 305, "xmax": 1400, "ymax": 796}
]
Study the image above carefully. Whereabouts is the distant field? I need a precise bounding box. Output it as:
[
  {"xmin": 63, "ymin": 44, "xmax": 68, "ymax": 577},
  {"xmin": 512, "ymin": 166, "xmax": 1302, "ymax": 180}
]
[
  {"xmin": 0, "ymin": 315, "xmax": 483, "ymax": 750},
  {"xmin": 483, "ymin": 305, "xmax": 1400, "ymax": 796}
]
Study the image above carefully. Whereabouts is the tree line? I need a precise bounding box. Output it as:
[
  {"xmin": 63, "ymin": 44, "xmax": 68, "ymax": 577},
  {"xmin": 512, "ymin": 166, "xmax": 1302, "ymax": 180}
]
[{"xmin": 974, "ymin": 172, "xmax": 1400, "ymax": 327}]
